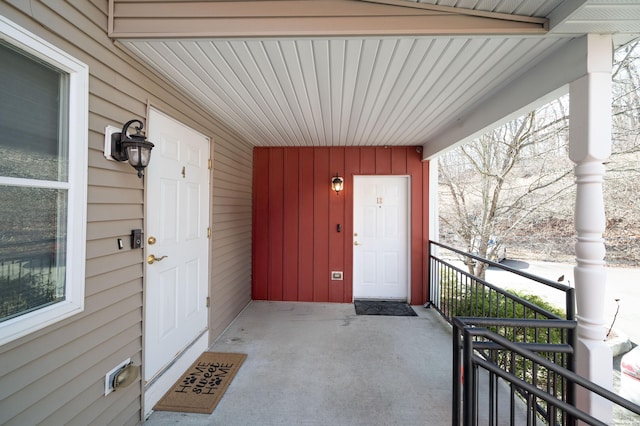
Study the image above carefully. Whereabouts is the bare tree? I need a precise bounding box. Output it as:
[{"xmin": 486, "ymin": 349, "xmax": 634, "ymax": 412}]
[
  {"xmin": 438, "ymin": 38, "xmax": 640, "ymax": 275},
  {"xmin": 439, "ymin": 99, "xmax": 573, "ymax": 277},
  {"xmin": 612, "ymin": 39, "xmax": 640, "ymax": 149},
  {"xmin": 605, "ymin": 39, "xmax": 640, "ymax": 263}
]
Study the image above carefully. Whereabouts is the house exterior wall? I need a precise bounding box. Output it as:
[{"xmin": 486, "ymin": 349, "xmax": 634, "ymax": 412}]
[
  {"xmin": 0, "ymin": 1, "xmax": 252, "ymax": 424},
  {"xmin": 209, "ymin": 140, "xmax": 254, "ymax": 339},
  {"xmin": 253, "ymin": 146, "xmax": 429, "ymax": 304}
]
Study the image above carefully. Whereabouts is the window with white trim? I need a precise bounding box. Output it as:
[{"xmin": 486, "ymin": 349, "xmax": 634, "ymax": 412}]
[{"xmin": 0, "ymin": 16, "xmax": 88, "ymax": 345}]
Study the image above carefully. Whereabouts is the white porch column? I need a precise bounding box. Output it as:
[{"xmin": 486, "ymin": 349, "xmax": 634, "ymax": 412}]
[{"xmin": 569, "ymin": 34, "xmax": 613, "ymax": 423}]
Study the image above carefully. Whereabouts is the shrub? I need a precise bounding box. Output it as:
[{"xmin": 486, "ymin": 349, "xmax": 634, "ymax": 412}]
[{"xmin": 441, "ymin": 272, "xmax": 570, "ymax": 422}]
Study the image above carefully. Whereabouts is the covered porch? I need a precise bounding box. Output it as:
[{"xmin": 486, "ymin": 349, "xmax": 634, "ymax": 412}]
[
  {"xmin": 143, "ymin": 297, "xmax": 639, "ymax": 425},
  {"xmin": 146, "ymin": 300, "xmax": 455, "ymax": 425},
  {"xmin": 107, "ymin": 1, "xmax": 640, "ymax": 423},
  {"xmin": 3, "ymin": 1, "xmax": 640, "ymax": 424},
  {"xmin": 143, "ymin": 244, "xmax": 640, "ymax": 425}
]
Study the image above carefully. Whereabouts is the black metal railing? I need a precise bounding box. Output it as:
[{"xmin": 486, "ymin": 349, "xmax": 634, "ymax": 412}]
[
  {"xmin": 0, "ymin": 239, "xmax": 62, "ymax": 321},
  {"xmin": 427, "ymin": 241, "xmax": 579, "ymax": 423},
  {"xmin": 428, "ymin": 240, "xmax": 575, "ymax": 366},
  {"xmin": 428, "ymin": 241, "xmax": 575, "ymax": 324},
  {"xmin": 453, "ymin": 317, "xmax": 640, "ymax": 425}
]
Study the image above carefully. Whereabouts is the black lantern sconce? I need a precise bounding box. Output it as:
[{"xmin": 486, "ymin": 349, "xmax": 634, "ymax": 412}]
[
  {"xmin": 104, "ymin": 119, "xmax": 155, "ymax": 178},
  {"xmin": 331, "ymin": 174, "xmax": 344, "ymax": 195}
]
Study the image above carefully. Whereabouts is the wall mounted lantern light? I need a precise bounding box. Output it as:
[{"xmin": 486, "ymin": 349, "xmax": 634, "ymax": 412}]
[
  {"xmin": 104, "ymin": 119, "xmax": 155, "ymax": 178},
  {"xmin": 331, "ymin": 174, "xmax": 344, "ymax": 195}
]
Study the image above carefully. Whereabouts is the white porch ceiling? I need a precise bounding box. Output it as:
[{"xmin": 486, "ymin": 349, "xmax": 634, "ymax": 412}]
[{"xmin": 116, "ymin": 0, "xmax": 640, "ymax": 155}]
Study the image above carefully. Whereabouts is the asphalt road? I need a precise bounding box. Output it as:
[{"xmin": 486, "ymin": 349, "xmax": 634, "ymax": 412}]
[{"xmin": 485, "ymin": 259, "xmax": 640, "ymax": 346}]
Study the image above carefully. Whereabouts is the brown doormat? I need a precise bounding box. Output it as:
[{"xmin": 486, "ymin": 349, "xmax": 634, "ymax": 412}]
[{"xmin": 154, "ymin": 352, "xmax": 247, "ymax": 414}]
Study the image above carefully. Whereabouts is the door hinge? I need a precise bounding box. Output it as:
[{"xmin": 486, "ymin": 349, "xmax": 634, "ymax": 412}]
[
  {"xmin": 208, "ymin": 159, "xmax": 212, "ymax": 170},
  {"xmin": 206, "ymin": 296, "xmax": 210, "ymax": 308},
  {"xmin": 207, "ymin": 227, "xmax": 211, "ymax": 238}
]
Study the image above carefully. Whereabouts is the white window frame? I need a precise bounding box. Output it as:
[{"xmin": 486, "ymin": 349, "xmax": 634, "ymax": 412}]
[{"xmin": 0, "ymin": 16, "xmax": 88, "ymax": 345}]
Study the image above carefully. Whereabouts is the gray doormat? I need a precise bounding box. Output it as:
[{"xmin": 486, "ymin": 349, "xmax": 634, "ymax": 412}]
[{"xmin": 354, "ymin": 300, "xmax": 417, "ymax": 316}]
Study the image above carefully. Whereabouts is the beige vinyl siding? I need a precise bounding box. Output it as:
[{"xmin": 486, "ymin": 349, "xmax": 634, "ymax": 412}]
[
  {"xmin": 210, "ymin": 137, "xmax": 254, "ymax": 338},
  {"xmin": 0, "ymin": 1, "xmax": 252, "ymax": 425}
]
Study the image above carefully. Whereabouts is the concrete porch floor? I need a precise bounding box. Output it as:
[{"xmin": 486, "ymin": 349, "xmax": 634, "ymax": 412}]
[{"xmin": 144, "ymin": 301, "xmax": 453, "ymax": 425}]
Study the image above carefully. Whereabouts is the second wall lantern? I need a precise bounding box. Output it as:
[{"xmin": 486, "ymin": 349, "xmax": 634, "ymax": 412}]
[
  {"xmin": 104, "ymin": 119, "xmax": 155, "ymax": 178},
  {"xmin": 332, "ymin": 174, "xmax": 344, "ymax": 195}
]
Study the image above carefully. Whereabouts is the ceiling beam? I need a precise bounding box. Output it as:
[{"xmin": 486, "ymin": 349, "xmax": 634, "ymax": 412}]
[
  {"xmin": 109, "ymin": 0, "xmax": 548, "ymax": 38},
  {"xmin": 360, "ymin": 0, "xmax": 548, "ymax": 27},
  {"xmin": 421, "ymin": 35, "xmax": 592, "ymax": 160},
  {"xmin": 547, "ymin": 0, "xmax": 589, "ymax": 31}
]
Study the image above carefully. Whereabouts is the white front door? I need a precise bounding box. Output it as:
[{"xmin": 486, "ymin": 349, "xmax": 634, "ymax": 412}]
[
  {"xmin": 353, "ymin": 176, "xmax": 410, "ymax": 301},
  {"xmin": 144, "ymin": 108, "xmax": 210, "ymax": 382}
]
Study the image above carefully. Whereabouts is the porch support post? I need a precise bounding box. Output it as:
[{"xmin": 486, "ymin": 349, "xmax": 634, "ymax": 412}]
[{"xmin": 568, "ymin": 34, "xmax": 613, "ymax": 423}]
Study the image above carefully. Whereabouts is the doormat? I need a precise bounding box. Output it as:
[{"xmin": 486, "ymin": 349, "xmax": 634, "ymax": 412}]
[
  {"xmin": 354, "ymin": 300, "xmax": 417, "ymax": 316},
  {"xmin": 154, "ymin": 352, "xmax": 247, "ymax": 414}
]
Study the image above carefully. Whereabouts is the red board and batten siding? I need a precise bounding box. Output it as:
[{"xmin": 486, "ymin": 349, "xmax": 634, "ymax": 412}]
[{"xmin": 252, "ymin": 146, "xmax": 430, "ymax": 304}]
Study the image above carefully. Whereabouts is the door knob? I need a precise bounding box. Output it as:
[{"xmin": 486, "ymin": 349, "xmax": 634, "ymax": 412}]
[
  {"xmin": 354, "ymin": 241, "xmax": 361, "ymax": 246},
  {"xmin": 147, "ymin": 254, "xmax": 168, "ymax": 264}
]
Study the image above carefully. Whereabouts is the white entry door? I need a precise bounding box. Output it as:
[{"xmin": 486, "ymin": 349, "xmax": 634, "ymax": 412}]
[
  {"xmin": 144, "ymin": 108, "xmax": 210, "ymax": 382},
  {"xmin": 353, "ymin": 176, "xmax": 410, "ymax": 301}
]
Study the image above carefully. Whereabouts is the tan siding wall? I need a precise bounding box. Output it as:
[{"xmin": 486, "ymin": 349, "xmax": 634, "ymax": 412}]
[
  {"xmin": 0, "ymin": 1, "xmax": 253, "ymax": 424},
  {"xmin": 210, "ymin": 137, "xmax": 254, "ymax": 339}
]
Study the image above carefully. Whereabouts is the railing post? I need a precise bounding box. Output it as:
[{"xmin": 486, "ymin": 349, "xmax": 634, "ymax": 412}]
[
  {"xmin": 566, "ymin": 286, "xmax": 577, "ymax": 420},
  {"xmin": 452, "ymin": 319, "xmax": 461, "ymax": 425},
  {"xmin": 427, "ymin": 241, "xmax": 434, "ymax": 308},
  {"xmin": 462, "ymin": 327, "xmax": 475, "ymax": 426}
]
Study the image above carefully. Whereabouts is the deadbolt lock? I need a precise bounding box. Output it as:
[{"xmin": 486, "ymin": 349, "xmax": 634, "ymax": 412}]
[{"xmin": 148, "ymin": 236, "xmax": 156, "ymax": 245}]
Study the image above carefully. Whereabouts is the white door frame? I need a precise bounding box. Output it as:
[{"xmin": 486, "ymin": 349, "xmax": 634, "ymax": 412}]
[
  {"xmin": 352, "ymin": 175, "xmax": 411, "ymax": 302},
  {"xmin": 142, "ymin": 106, "xmax": 211, "ymax": 416}
]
